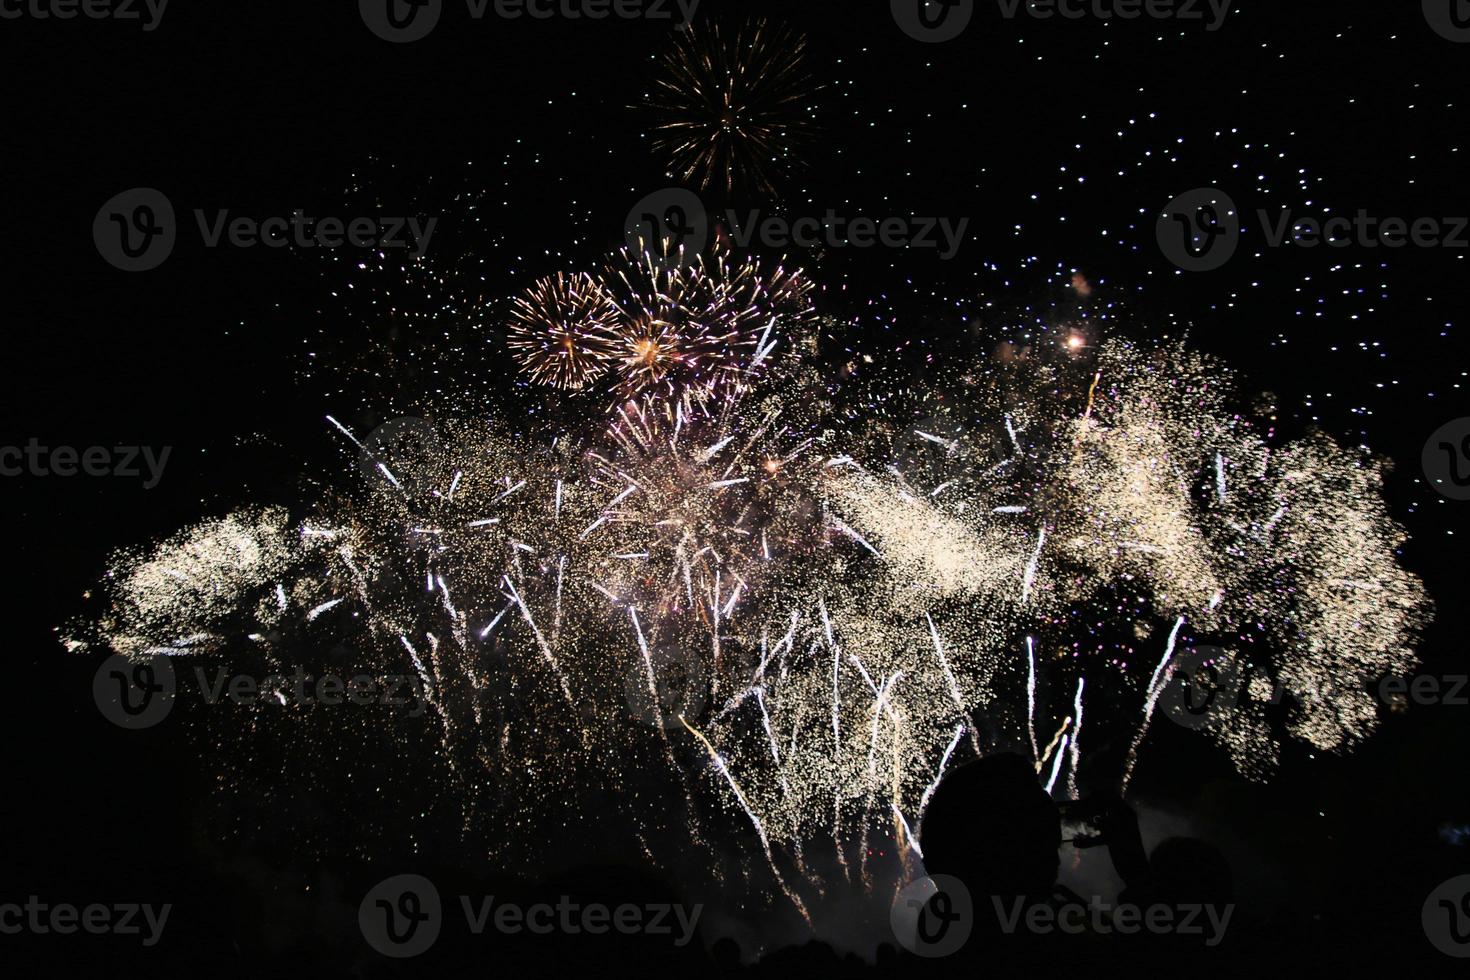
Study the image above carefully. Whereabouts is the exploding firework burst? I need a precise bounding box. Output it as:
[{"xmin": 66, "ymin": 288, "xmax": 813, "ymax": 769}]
[
  {"xmin": 507, "ymin": 272, "xmax": 621, "ymax": 391},
  {"xmin": 645, "ymin": 19, "xmax": 820, "ymax": 198},
  {"xmin": 65, "ymin": 273, "xmax": 1430, "ymax": 930},
  {"xmin": 512, "ymin": 244, "xmax": 817, "ymax": 417},
  {"xmin": 607, "ymin": 245, "xmax": 815, "ymax": 415}
]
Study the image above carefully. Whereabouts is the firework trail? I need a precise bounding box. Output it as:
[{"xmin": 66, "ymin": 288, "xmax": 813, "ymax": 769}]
[{"xmin": 66, "ymin": 260, "xmax": 1431, "ymax": 917}]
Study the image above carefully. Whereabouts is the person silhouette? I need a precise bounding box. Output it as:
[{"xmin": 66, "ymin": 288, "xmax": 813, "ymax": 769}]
[
  {"xmin": 921, "ymin": 752, "xmax": 1062, "ymax": 899},
  {"xmin": 914, "ymin": 752, "xmax": 1063, "ymax": 963}
]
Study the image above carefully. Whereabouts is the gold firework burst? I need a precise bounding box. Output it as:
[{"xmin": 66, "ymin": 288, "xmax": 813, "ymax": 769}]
[
  {"xmin": 646, "ymin": 19, "xmax": 820, "ymax": 197},
  {"xmin": 508, "ymin": 272, "xmax": 621, "ymax": 390},
  {"xmin": 605, "ymin": 244, "xmax": 816, "ymax": 416}
]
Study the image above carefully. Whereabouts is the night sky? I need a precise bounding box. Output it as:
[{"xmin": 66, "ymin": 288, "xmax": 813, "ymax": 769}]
[{"xmin": 2, "ymin": 1, "xmax": 1468, "ymax": 974}]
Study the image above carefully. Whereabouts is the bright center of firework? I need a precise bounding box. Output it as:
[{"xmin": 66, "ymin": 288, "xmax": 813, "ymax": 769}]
[{"xmin": 634, "ymin": 338, "xmax": 661, "ymax": 365}]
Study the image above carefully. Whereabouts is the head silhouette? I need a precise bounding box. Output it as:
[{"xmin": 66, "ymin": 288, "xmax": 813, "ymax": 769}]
[{"xmin": 919, "ymin": 752, "xmax": 1061, "ymax": 897}]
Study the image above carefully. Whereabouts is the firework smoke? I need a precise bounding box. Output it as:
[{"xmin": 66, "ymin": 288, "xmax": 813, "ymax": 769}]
[{"xmin": 66, "ymin": 276, "xmax": 1429, "ymax": 924}]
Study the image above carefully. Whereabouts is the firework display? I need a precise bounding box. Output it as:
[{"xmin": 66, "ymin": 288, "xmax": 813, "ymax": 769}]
[
  {"xmin": 31, "ymin": 6, "xmax": 1467, "ymax": 968},
  {"xmin": 645, "ymin": 18, "xmax": 820, "ymax": 197},
  {"xmin": 66, "ymin": 283, "xmax": 1430, "ymax": 915},
  {"xmin": 508, "ymin": 244, "xmax": 817, "ymax": 417},
  {"xmin": 507, "ymin": 272, "xmax": 621, "ymax": 391}
]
